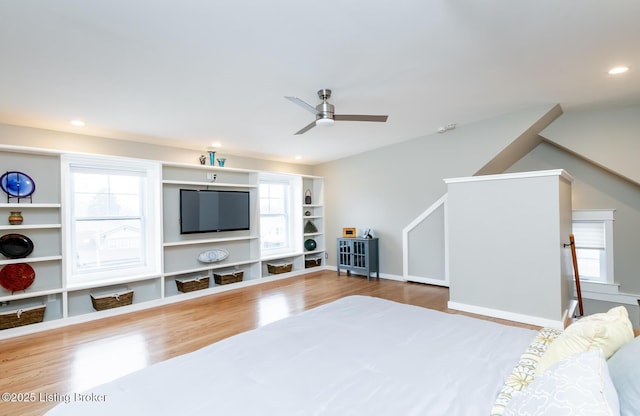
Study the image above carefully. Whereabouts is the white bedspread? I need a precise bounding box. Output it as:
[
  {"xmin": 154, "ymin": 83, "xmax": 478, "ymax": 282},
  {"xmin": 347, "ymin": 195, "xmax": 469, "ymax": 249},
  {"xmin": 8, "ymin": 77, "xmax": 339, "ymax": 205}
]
[{"xmin": 45, "ymin": 295, "xmax": 537, "ymax": 416}]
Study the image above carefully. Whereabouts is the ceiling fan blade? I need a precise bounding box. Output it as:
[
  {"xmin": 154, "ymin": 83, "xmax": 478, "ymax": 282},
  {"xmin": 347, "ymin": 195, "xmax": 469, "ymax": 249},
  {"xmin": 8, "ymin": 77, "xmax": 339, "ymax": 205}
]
[
  {"xmin": 285, "ymin": 96, "xmax": 320, "ymax": 115},
  {"xmin": 334, "ymin": 114, "xmax": 388, "ymax": 122},
  {"xmin": 294, "ymin": 120, "xmax": 317, "ymax": 135}
]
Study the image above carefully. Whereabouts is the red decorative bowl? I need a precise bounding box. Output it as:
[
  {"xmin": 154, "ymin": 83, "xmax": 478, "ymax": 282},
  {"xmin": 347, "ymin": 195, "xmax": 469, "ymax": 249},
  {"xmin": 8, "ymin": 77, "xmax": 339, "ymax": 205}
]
[{"xmin": 0, "ymin": 263, "xmax": 36, "ymax": 292}]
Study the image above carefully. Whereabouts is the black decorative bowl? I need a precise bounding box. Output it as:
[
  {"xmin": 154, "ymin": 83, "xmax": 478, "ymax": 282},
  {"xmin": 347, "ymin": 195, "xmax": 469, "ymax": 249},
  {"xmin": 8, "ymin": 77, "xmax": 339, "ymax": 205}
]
[
  {"xmin": 304, "ymin": 239, "xmax": 317, "ymax": 251},
  {"xmin": 0, "ymin": 234, "xmax": 34, "ymax": 258}
]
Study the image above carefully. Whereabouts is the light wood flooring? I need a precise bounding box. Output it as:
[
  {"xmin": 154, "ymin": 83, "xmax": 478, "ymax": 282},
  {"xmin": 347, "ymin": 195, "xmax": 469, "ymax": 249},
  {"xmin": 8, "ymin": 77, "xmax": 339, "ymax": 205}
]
[{"xmin": 0, "ymin": 270, "xmax": 538, "ymax": 416}]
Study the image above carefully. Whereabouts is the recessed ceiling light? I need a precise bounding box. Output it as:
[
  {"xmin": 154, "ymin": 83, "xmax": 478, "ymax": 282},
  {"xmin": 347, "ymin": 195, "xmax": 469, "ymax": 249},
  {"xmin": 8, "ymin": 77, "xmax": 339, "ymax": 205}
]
[
  {"xmin": 210, "ymin": 142, "xmax": 222, "ymax": 148},
  {"xmin": 294, "ymin": 155, "xmax": 302, "ymax": 160},
  {"xmin": 608, "ymin": 66, "xmax": 629, "ymax": 75},
  {"xmin": 70, "ymin": 120, "xmax": 85, "ymax": 127}
]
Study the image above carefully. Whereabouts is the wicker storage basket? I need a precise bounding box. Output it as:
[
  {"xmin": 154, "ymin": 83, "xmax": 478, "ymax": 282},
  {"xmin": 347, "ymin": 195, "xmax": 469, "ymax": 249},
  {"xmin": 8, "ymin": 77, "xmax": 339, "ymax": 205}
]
[
  {"xmin": 0, "ymin": 304, "xmax": 46, "ymax": 330},
  {"xmin": 176, "ymin": 276, "xmax": 210, "ymax": 293},
  {"xmin": 90, "ymin": 289, "xmax": 134, "ymax": 311},
  {"xmin": 305, "ymin": 257, "xmax": 322, "ymax": 268},
  {"xmin": 267, "ymin": 262, "xmax": 293, "ymax": 274},
  {"xmin": 213, "ymin": 271, "xmax": 244, "ymax": 285}
]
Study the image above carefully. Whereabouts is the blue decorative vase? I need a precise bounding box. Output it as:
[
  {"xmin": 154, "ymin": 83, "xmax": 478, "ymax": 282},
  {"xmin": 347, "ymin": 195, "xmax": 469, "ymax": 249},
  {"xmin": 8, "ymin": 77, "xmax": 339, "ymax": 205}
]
[
  {"xmin": 217, "ymin": 158, "xmax": 226, "ymax": 167},
  {"xmin": 208, "ymin": 151, "xmax": 216, "ymax": 166}
]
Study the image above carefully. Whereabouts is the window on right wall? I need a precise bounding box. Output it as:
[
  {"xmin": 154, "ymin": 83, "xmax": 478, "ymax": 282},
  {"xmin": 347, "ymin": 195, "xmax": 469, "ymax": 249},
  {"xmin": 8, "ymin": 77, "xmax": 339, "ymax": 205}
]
[{"xmin": 572, "ymin": 209, "xmax": 615, "ymax": 283}]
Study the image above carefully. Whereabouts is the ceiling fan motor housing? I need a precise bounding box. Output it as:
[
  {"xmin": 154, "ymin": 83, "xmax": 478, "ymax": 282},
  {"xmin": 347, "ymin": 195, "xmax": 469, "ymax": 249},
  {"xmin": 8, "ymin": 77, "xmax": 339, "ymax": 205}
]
[{"xmin": 316, "ymin": 100, "xmax": 335, "ymax": 121}]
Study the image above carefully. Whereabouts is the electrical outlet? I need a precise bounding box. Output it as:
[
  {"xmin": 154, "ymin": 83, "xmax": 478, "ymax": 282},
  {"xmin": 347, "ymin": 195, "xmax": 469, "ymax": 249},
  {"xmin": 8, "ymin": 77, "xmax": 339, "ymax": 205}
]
[
  {"xmin": 325, "ymin": 252, "xmax": 328, "ymax": 259},
  {"xmin": 206, "ymin": 172, "xmax": 217, "ymax": 181}
]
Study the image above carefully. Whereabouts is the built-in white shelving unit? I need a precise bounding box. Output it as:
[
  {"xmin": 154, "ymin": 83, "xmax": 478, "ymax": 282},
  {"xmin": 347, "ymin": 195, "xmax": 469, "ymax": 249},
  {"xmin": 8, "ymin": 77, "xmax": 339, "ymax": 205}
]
[
  {"xmin": 0, "ymin": 146, "xmax": 325, "ymax": 338},
  {"xmin": 301, "ymin": 175, "xmax": 325, "ymax": 269},
  {"xmin": 0, "ymin": 149, "xmax": 65, "ymax": 328}
]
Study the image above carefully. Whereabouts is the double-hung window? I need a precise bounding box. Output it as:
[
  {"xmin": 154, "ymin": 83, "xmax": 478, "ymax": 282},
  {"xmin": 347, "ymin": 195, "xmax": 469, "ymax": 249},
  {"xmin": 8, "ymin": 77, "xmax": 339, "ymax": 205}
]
[
  {"xmin": 572, "ymin": 209, "xmax": 615, "ymax": 283},
  {"xmin": 259, "ymin": 173, "xmax": 301, "ymax": 255},
  {"xmin": 63, "ymin": 155, "xmax": 161, "ymax": 285}
]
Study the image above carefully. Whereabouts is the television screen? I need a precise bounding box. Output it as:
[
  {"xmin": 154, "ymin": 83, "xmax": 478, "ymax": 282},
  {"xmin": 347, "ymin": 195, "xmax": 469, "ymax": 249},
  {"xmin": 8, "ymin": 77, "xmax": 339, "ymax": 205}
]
[{"xmin": 180, "ymin": 189, "xmax": 250, "ymax": 234}]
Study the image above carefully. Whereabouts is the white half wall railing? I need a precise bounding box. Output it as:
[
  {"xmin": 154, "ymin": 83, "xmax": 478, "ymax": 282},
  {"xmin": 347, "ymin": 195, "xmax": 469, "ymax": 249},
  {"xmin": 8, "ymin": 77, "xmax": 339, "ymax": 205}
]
[{"xmin": 402, "ymin": 193, "xmax": 449, "ymax": 287}]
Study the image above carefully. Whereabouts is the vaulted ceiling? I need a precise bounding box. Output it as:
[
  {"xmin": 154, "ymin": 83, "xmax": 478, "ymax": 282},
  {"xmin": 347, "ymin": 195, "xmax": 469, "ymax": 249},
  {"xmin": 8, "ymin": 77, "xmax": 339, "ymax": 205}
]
[{"xmin": 0, "ymin": 1, "xmax": 638, "ymax": 165}]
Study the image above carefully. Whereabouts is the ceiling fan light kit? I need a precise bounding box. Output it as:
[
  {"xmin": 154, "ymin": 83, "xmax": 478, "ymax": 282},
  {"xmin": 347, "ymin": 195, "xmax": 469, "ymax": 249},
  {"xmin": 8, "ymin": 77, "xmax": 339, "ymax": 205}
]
[
  {"xmin": 315, "ymin": 118, "xmax": 334, "ymax": 127},
  {"xmin": 285, "ymin": 89, "xmax": 388, "ymax": 135}
]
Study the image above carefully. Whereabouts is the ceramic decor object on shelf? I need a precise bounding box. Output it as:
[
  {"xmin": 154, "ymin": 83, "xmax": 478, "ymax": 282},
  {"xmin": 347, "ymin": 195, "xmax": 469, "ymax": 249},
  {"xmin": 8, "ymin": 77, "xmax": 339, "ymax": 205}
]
[
  {"xmin": 304, "ymin": 239, "xmax": 317, "ymax": 251},
  {"xmin": 304, "ymin": 220, "xmax": 318, "ymax": 233},
  {"xmin": 0, "ymin": 234, "xmax": 34, "ymax": 258},
  {"xmin": 0, "ymin": 171, "xmax": 36, "ymax": 198},
  {"xmin": 197, "ymin": 249, "xmax": 230, "ymax": 263},
  {"xmin": 0, "ymin": 263, "xmax": 36, "ymax": 293},
  {"xmin": 8, "ymin": 211, "xmax": 23, "ymax": 225}
]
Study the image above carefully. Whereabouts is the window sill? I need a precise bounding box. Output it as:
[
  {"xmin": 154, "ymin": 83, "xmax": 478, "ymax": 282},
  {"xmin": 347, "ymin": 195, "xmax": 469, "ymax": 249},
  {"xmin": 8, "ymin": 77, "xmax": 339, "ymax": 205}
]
[
  {"xmin": 261, "ymin": 251, "xmax": 303, "ymax": 262},
  {"xmin": 67, "ymin": 272, "xmax": 161, "ymax": 291},
  {"xmin": 577, "ymin": 280, "xmax": 639, "ymax": 306},
  {"xmin": 580, "ymin": 280, "xmax": 620, "ymax": 294}
]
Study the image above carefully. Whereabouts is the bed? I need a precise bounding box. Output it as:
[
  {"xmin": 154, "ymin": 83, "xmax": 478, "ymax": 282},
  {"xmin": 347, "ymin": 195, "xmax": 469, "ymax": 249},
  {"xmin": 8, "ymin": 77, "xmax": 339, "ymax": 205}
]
[{"xmin": 44, "ymin": 295, "xmax": 638, "ymax": 416}]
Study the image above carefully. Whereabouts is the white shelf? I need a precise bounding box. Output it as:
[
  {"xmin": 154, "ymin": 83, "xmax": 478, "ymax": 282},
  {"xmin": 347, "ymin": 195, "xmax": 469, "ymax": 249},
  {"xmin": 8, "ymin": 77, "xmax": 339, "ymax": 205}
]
[
  {"xmin": 162, "ymin": 180, "xmax": 257, "ymax": 188},
  {"xmin": 66, "ymin": 273, "xmax": 162, "ymax": 292},
  {"xmin": 261, "ymin": 252, "xmax": 304, "ymax": 262},
  {"xmin": 0, "ymin": 255, "xmax": 62, "ymax": 265},
  {"xmin": 161, "ymin": 161, "xmax": 258, "ymax": 174},
  {"xmin": 303, "ymin": 216, "xmax": 322, "ymax": 220},
  {"xmin": 0, "ymin": 224, "xmax": 61, "ymax": 231},
  {"xmin": 303, "ymin": 232, "xmax": 323, "ymax": 237},
  {"xmin": 303, "ymin": 249, "xmax": 325, "ymax": 256},
  {"xmin": 0, "ymin": 288, "xmax": 64, "ymax": 303},
  {"xmin": 0, "ymin": 203, "xmax": 61, "ymax": 209},
  {"xmin": 164, "ymin": 259, "xmax": 260, "ymax": 277},
  {"xmin": 163, "ymin": 235, "xmax": 259, "ymax": 247},
  {"xmin": 302, "ymin": 204, "xmax": 323, "ymax": 208}
]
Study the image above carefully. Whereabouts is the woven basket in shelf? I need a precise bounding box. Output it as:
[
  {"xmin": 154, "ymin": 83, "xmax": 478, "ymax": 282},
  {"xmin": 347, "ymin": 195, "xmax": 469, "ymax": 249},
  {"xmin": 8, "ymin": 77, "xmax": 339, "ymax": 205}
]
[
  {"xmin": 213, "ymin": 271, "xmax": 244, "ymax": 285},
  {"xmin": 90, "ymin": 290, "xmax": 134, "ymax": 311},
  {"xmin": 305, "ymin": 257, "xmax": 322, "ymax": 268},
  {"xmin": 176, "ymin": 276, "xmax": 210, "ymax": 292},
  {"xmin": 0, "ymin": 304, "xmax": 46, "ymax": 330},
  {"xmin": 267, "ymin": 262, "xmax": 293, "ymax": 274}
]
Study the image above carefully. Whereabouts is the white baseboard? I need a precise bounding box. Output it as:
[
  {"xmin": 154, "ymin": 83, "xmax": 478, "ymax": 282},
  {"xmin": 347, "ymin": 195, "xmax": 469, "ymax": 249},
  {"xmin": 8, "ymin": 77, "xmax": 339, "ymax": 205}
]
[
  {"xmin": 406, "ymin": 275, "xmax": 449, "ymax": 287},
  {"xmin": 447, "ymin": 301, "xmax": 565, "ymax": 330},
  {"xmin": 325, "ymin": 265, "xmax": 407, "ymax": 282}
]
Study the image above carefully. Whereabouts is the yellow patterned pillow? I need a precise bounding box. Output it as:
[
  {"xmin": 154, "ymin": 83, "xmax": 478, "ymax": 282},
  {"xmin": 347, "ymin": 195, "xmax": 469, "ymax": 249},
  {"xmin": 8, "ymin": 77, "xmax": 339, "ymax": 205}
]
[{"xmin": 490, "ymin": 327, "xmax": 563, "ymax": 416}]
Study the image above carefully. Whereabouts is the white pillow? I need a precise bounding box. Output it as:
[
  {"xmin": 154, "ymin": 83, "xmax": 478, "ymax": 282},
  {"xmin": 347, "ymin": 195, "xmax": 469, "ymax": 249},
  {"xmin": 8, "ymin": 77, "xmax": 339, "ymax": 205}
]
[
  {"xmin": 536, "ymin": 306, "xmax": 634, "ymax": 375},
  {"xmin": 505, "ymin": 349, "xmax": 620, "ymax": 416},
  {"xmin": 607, "ymin": 336, "xmax": 640, "ymax": 416}
]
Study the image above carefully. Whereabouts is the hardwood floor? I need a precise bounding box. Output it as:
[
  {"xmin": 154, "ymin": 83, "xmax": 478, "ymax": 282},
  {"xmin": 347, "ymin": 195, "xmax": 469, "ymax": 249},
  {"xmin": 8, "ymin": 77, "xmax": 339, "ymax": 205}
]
[{"xmin": 0, "ymin": 270, "xmax": 537, "ymax": 416}]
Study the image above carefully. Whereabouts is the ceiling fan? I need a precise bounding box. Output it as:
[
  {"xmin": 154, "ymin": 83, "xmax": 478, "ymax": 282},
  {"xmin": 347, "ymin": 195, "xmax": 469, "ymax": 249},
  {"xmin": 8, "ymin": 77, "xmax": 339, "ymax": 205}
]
[{"xmin": 285, "ymin": 89, "xmax": 388, "ymax": 135}]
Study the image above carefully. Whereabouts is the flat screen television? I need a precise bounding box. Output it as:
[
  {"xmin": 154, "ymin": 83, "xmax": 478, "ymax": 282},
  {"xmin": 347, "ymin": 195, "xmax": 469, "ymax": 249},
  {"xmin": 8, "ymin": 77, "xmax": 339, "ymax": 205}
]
[{"xmin": 180, "ymin": 189, "xmax": 250, "ymax": 234}]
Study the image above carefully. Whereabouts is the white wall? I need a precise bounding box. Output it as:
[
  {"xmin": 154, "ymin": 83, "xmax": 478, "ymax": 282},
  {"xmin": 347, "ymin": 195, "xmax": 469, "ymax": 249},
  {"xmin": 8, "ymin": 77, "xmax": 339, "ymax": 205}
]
[
  {"xmin": 313, "ymin": 104, "xmax": 560, "ymax": 277},
  {"xmin": 0, "ymin": 123, "xmax": 313, "ymax": 176},
  {"xmin": 446, "ymin": 171, "xmax": 573, "ymax": 326},
  {"xmin": 541, "ymin": 105, "xmax": 640, "ymax": 185},
  {"xmin": 506, "ymin": 141, "xmax": 640, "ymax": 294}
]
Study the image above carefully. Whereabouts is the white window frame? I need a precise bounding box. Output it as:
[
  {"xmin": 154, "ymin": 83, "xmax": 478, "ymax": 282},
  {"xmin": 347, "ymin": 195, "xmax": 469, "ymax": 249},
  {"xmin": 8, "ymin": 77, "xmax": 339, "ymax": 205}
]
[
  {"xmin": 258, "ymin": 173, "xmax": 302, "ymax": 257},
  {"xmin": 62, "ymin": 154, "xmax": 162, "ymax": 286},
  {"xmin": 572, "ymin": 209, "xmax": 615, "ymax": 284}
]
